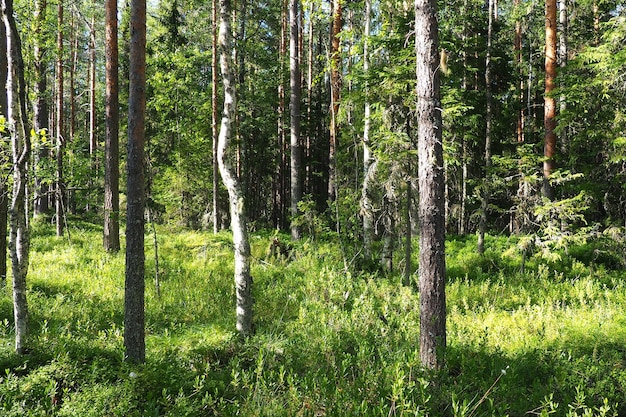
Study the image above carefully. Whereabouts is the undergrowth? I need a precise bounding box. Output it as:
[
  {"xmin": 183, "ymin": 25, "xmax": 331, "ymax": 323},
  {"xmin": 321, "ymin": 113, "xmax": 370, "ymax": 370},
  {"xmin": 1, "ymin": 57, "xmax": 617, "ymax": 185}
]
[{"xmin": 0, "ymin": 221, "xmax": 624, "ymax": 416}]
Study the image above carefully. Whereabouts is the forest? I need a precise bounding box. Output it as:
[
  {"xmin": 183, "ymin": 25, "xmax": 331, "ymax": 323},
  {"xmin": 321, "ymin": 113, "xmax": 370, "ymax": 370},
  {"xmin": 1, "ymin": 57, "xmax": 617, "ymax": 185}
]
[{"xmin": 0, "ymin": 0, "xmax": 626, "ymax": 414}]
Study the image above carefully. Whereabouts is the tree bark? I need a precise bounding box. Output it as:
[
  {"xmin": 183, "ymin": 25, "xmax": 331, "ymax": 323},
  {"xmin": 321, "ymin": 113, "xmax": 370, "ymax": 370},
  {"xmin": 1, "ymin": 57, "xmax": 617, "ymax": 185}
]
[
  {"xmin": 32, "ymin": 0, "xmax": 49, "ymax": 217},
  {"xmin": 104, "ymin": 0, "xmax": 120, "ymax": 252},
  {"xmin": 543, "ymin": 0, "xmax": 557, "ymax": 200},
  {"xmin": 289, "ymin": 0, "xmax": 302, "ymax": 240},
  {"xmin": 0, "ymin": 15, "xmax": 7, "ymax": 287},
  {"xmin": 478, "ymin": 0, "xmax": 494, "ymax": 255},
  {"xmin": 56, "ymin": 0, "xmax": 64, "ymax": 237},
  {"xmin": 3, "ymin": 0, "xmax": 31, "ymax": 354},
  {"xmin": 559, "ymin": 0, "xmax": 567, "ymax": 153},
  {"xmin": 212, "ymin": 0, "xmax": 220, "ymax": 233},
  {"xmin": 415, "ymin": 0, "xmax": 446, "ymax": 370},
  {"xmin": 124, "ymin": 0, "xmax": 146, "ymax": 364},
  {"xmin": 89, "ymin": 15, "xmax": 97, "ymax": 163},
  {"xmin": 361, "ymin": 0, "xmax": 374, "ymax": 259},
  {"xmin": 274, "ymin": 0, "xmax": 287, "ymax": 229},
  {"xmin": 218, "ymin": 0, "xmax": 253, "ymax": 337},
  {"xmin": 514, "ymin": 0, "xmax": 524, "ymax": 144},
  {"xmin": 327, "ymin": 0, "xmax": 342, "ymax": 202}
]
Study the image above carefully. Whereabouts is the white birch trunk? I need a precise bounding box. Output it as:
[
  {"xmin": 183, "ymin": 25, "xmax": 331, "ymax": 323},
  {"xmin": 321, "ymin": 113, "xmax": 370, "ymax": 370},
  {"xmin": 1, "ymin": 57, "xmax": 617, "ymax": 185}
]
[
  {"xmin": 3, "ymin": 0, "xmax": 30, "ymax": 354},
  {"xmin": 218, "ymin": 0, "xmax": 253, "ymax": 336}
]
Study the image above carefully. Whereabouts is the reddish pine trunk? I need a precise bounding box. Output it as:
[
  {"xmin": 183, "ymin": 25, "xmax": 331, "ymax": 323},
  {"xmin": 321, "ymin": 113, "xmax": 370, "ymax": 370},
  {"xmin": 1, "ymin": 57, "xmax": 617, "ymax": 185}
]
[{"xmin": 543, "ymin": 0, "xmax": 557, "ymax": 200}]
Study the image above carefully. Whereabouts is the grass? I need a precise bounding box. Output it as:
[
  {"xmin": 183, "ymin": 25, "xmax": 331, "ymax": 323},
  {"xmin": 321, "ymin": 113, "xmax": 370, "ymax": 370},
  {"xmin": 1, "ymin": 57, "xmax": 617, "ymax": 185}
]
[{"xmin": 0, "ymin": 221, "xmax": 624, "ymax": 416}]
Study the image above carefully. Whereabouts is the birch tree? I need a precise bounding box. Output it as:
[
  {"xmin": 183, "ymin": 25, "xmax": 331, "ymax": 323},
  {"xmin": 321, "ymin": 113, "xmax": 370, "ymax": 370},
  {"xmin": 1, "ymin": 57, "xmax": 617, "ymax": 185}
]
[
  {"xmin": 0, "ymin": 14, "xmax": 6, "ymax": 287},
  {"xmin": 217, "ymin": 0, "xmax": 253, "ymax": 336},
  {"xmin": 3, "ymin": 0, "xmax": 31, "ymax": 354},
  {"xmin": 360, "ymin": 0, "xmax": 374, "ymax": 259}
]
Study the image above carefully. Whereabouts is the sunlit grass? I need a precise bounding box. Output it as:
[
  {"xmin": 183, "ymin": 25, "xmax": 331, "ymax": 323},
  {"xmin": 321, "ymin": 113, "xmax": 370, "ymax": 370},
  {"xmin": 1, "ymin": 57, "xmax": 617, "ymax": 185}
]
[{"xmin": 0, "ymin": 222, "xmax": 624, "ymax": 416}]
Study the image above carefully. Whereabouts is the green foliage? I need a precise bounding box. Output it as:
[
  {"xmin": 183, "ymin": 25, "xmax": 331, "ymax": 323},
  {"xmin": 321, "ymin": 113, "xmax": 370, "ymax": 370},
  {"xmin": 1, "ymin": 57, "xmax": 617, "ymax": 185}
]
[{"xmin": 0, "ymin": 224, "xmax": 624, "ymax": 415}]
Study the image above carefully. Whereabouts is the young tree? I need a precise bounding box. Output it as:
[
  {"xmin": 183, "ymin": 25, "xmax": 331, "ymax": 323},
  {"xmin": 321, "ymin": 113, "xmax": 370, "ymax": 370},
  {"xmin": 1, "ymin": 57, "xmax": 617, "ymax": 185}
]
[
  {"xmin": 217, "ymin": 0, "xmax": 253, "ymax": 336},
  {"xmin": 415, "ymin": 0, "xmax": 446, "ymax": 369},
  {"xmin": 543, "ymin": 0, "xmax": 557, "ymax": 200},
  {"xmin": 289, "ymin": 0, "xmax": 302, "ymax": 240},
  {"xmin": 104, "ymin": 0, "xmax": 120, "ymax": 252},
  {"xmin": 3, "ymin": 0, "xmax": 31, "ymax": 354},
  {"xmin": 125, "ymin": 0, "xmax": 147, "ymax": 363}
]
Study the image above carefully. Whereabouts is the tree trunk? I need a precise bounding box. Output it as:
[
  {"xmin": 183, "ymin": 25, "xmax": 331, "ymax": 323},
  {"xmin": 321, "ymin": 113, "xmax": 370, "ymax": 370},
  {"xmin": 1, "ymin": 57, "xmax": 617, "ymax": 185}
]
[
  {"xmin": 559, "ymin": 0, "xmax": 567, "ymax": 153},
  {"xmin": 478, "ymin": 0, "xmax": 494, "ymax": 255},
  {"xmin": 218, "ymin": 0, "xmax": 253, "ymax": 337},
  {"xmin": 0, "ymin": 16, "xmax": 7, "ymax": 287},
  {"xmin": 56, "ymin": 0, "xmax": 64, "ymax": 237},
  {"xmin": 275, "ymin": 0, "xmax": 287, "ymax": 229},
  {"xmin": 104, "ymin": 0, "xmax": 120, "ymax": 252},
  {"xmin": 32, "ymin": 0, "xmax": 49, "ymax": 217},
  {"xmin": 89, "ymin": 15, "xmax": 97, "ymax": 165},
  {"xmin": 305, "ymin": 1, "xmax": 314, "ymax": 194},
  {"xmin": 124, "ymin": 0, "xmax": 146, "ymax": 364},
  {"xmin": 361, "ymin": 0, "xmax": 374, "ymax": 259},
  {"xmin": 327, "ymin": 0, "xmax": 342, "ymax": 202},
  {"xmin": 514, "ymin": 0, "xmax": 524, "ymax": 144},
  {"xmin": 3, "ymin": 0, "xmax": 31, "ymax": 354},
  {"xmin": 289, "ymin": 0, "xmax": 302, "ymax": 240},
  {"xmin": 404, "ymin": 180, "xmax": 412, "ymax": 286},
  {"xmin": 415, "ymin": 0, "xmax": 446, "ymax": 370},
  {"xmin": 543, "ymin": 0, "xmax": 557, "ymax": 200},
  {"xmin": 212, "ymin": 0, "xmax": 220, "ymax": 233},
  {"xmin": 69, "ymin": 12, "xmax": 76, "ymax": 142},
  {"xmin": 381, "ymin": 195, "xmax": 395, "ymax": 272}
]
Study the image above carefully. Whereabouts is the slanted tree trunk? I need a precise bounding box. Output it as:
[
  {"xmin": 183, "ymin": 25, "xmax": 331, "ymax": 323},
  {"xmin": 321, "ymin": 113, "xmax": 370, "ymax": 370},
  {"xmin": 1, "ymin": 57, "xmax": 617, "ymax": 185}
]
[
  {"xmin": 3, "ymin": 0, "xmax": 31, "ymax": 353},
  {"xmin": 124, "ymin": 0, "xmax": 146, "ymax": 364},
  {"xmin": 478, "ymin": 0, "xmax": 494, "ymax": 255},
  {"xmin": 361, "ymin": 0, "xmax": 374, "ymax": 259},
  {"xmin": 543, "ymin": 0, "xmax": 557, "ymax": 200},
  {"xmin": 289, "ymin": 0, "xmax": 302, "ymax": 240},
  {"xmin": 415, "ymin": 0, "xmax": 446, "ymax": 370},
  {"xmin": 32, "ymin": 0, "xmax": 49, "ymax": 217},
  {"xmin": 104, "ymin": 0, "xmax": 120, "ymax": 252},
  {"xmin": 55, "ymin": 0, "xmax": 64, "ymax": 237},
  {"xmin": 218, "ymin": 0, "xmax": 253, "ymax": 336},
  {"xmin": 327, "ymin": 0, "xmax": 342, "ymax": 202}
]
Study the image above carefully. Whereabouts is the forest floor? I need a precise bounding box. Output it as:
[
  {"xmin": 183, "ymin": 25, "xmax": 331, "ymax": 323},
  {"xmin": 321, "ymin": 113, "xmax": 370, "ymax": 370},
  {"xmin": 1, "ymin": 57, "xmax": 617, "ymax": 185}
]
[{"xmin": 0, "ymin": 218, "xmax": 625, "ymax": 416}]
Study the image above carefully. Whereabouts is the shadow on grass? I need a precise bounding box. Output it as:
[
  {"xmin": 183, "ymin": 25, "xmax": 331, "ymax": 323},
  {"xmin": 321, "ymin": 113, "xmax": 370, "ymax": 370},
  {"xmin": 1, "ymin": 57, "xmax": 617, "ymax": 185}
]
[{"xmin": 443, "ymin": 333, "xmax": 626, "ymax": 416}]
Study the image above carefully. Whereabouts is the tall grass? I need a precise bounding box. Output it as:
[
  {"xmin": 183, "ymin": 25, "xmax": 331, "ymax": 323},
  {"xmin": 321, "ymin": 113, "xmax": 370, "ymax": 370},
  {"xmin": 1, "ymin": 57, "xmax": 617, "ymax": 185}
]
[{"xmin": 0, "ymin": 222, "xmax": 624, "ymax": 416}]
